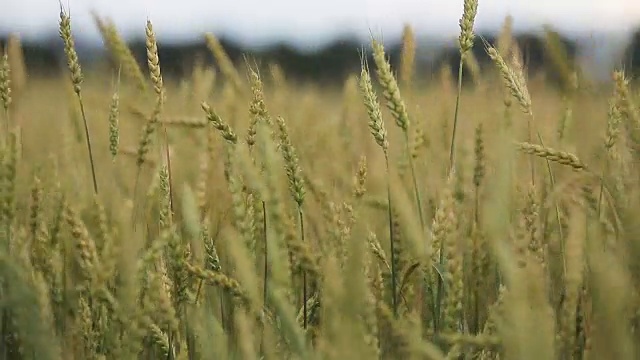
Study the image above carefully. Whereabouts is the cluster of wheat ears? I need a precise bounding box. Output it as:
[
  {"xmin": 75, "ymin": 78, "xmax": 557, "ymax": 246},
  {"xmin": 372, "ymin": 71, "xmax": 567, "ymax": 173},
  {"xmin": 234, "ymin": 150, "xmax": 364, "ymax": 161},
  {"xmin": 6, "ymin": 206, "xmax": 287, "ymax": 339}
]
[{"xmin": 0, "ymin": 0, "xmax": 638, "ymax": 359}]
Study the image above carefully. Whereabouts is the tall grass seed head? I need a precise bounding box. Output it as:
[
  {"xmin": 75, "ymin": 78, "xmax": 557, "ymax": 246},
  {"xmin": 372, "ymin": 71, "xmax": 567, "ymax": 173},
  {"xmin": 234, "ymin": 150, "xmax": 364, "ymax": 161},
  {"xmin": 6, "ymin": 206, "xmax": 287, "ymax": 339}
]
[
  {"xmin": 0, "ymin": 52, "xmax": 11, "ymax": 111},
  {"xmin": 458, "ymin": 0, "xmax": 479, "ymax": 56}
]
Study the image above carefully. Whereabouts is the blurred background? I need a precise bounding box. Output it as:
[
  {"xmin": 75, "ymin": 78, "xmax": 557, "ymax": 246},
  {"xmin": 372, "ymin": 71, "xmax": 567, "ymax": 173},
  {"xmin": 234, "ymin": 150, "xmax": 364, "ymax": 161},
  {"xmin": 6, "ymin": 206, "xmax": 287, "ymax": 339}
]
[{"xmin": 1, "ymin": 0, "xmax": 640, "ymax": 84}]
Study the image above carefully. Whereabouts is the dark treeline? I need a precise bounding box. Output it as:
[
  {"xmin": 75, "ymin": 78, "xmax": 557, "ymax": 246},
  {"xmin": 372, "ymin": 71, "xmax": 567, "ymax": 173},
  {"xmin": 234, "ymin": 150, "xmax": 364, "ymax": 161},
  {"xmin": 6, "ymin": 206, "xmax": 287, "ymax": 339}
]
[
  {"xmin": 1, "ymin": 26, "xmax": 640, "ymax": 86},
  {"xmin": 0, "ymin": 34, "xmax": 404, "ymax": 86},
  {"xmin": 435, "ymin": 30, "xmax": 579, "ymax": 88},
  {"xmin": 126, "ymin": 36, "xmax": 404, "ymax": 86},
  {"xmin": 625, "ymin": 28, "xmax": 640, "ymax": 79}
]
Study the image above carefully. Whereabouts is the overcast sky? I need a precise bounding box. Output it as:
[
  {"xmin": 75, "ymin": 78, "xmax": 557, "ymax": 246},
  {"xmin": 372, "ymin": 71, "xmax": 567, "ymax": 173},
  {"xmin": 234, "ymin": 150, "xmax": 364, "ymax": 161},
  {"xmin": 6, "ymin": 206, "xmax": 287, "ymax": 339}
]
[{"xmin": 2, "ymin": 0, "xmax": 640, "ymax": 47}]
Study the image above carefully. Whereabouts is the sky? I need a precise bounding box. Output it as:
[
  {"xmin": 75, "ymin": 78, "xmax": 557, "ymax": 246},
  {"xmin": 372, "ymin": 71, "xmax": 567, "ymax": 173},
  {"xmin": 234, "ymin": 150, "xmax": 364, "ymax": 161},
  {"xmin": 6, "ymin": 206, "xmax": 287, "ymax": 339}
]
[{"xmin": 1, "ymin": 0, "xmax": 640, "ymax": 47}]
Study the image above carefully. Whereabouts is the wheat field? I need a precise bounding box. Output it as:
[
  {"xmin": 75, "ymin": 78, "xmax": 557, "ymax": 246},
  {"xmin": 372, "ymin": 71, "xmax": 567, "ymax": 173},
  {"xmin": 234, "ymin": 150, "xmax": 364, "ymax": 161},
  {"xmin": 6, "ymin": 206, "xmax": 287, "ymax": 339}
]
[{"xmin": 0, "ymin": 1, "xmax": 638, "ymax": 359}]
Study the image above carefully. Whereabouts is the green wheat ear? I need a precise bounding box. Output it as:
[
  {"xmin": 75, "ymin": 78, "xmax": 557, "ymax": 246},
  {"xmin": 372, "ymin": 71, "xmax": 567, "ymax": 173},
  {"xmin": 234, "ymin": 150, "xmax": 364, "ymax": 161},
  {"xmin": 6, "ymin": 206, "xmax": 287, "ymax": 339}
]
[
  {"xmin": 0, "ymin": 49, "xmax": 12, "ymax": 146},
  {"xmin": 449, "ymin": 0, "xmax": 479, "ymax": 173},
  {"xmin": 58, "ymin": 5, "xmax": 99, "ymax": 195},
  {"xmin": 108, "ymin": 68, "xmax": 121, "ymax": 161}
]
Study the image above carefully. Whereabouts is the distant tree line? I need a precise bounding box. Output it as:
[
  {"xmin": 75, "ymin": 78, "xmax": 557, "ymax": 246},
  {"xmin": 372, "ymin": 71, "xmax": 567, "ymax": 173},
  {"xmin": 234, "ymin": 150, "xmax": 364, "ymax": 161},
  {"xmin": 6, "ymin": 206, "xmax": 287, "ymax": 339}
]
[
  {"xmin": 625, "ymin": 29, "xmax": 640, "ymax": 79},
  {"xmin": 124, "ymin": 36, "xmax": 403, "ymax": 86},
  {"xmin": 435, "ymin": 30, "xmax": 580, "ymax": 88},
  {"xmin": 1, "ymin": 26, "xmax": 640, "ymax": 85}
]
